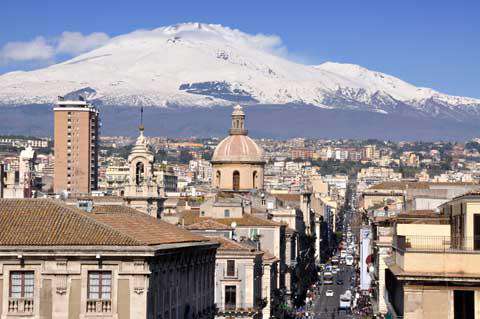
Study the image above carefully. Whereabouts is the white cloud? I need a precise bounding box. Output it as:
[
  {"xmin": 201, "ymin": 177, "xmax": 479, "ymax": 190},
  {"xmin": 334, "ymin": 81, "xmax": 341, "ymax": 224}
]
[
  {"xmin": 56, "ymin": 31, "xmax": 110, "ymax": 55},
  {"xmin": 0, "ymin": 37, "xmax": 54, "ymax": 62},
  {"xmin": 0, "ymin": 32, "xmax": 110, "ymax": 65},
  {"xmin": 245, "ymin": 33, "xmax": 287, "ymax": 56}
]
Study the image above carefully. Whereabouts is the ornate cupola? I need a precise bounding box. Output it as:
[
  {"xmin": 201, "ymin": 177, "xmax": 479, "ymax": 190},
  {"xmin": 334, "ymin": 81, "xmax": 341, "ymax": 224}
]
[
  {"xmin": 211, "ymin": 105, "xmax": 265, "ymax": 192},
  {"xmin": 123, "ymin": 125, "xmax": 163, "ymax": 217}
]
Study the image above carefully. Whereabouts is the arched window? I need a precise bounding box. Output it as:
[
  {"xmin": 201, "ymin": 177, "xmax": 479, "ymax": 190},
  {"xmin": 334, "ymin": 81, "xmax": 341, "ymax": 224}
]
[
  {"xmin": 135, "ymin": 162, "xmax": 144, "ymax": 185},
  {"xmin": 253, "ymin": 171, "xmax": 258, "ymax": 189},
  {"xmin": 233, "ymin": 171, "xmax": 240, "ymax": 191},
  {"xmin": 216, "ymin": 171, "xmax": 221, "ymax": 188}
]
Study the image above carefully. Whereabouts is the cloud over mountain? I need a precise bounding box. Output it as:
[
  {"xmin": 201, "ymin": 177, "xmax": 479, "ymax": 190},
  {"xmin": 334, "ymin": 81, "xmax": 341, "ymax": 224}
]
[{"xmin": 0, "ymin": 31, "xmax": 110, "ymax": 65}]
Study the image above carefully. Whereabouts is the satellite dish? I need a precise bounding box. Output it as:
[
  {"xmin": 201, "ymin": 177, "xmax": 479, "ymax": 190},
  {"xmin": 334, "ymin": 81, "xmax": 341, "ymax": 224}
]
[{"xmin": 231, "ymin": 222, "xmax": 237, "ymax": 229}]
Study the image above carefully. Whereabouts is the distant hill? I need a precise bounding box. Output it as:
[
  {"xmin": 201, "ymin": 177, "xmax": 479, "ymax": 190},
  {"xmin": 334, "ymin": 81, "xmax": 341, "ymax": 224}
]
[{"xmin": 1, "ymin": 104, "xmax": 478, "ymax": 141}]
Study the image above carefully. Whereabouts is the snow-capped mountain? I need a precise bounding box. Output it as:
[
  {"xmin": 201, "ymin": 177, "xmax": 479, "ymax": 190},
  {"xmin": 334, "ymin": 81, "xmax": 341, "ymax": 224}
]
[{"xmin": 0, "ymin": 22, "xmax": 479, "ymax": 120}]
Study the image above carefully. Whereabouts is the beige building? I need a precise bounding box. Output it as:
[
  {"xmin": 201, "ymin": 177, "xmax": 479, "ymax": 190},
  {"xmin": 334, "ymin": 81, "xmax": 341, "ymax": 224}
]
[
  {"xmin": 180, "ymin": 208, "xmax": 285, "ymax": 318},
  {"xmin": 54, "ymin": 97, "xmax": 99, "ymax": 195},
  {"xmin": 0, "ymin": 198, "xmax": 218, "ymax": 319},
  {"xmin": 211, "ymin": 105, "xmax": 265, "ymax": 192},
  {"xmin": 185, "ymin": 218, "xmax": 280, "ymax": 319},
  {"xmin": 384, "ymin": 193, "xmax": 480, "ymax": 318}
]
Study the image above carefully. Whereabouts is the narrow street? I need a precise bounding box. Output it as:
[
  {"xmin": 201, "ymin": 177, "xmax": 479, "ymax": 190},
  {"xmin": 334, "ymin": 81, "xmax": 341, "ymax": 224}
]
[
  {"xmin": 313, "ymin": 265, "xmax": 355, "ymax": 318},
  {"xmin": 308, "ymin": 180, "xmax": 361, "ymax": 319}
]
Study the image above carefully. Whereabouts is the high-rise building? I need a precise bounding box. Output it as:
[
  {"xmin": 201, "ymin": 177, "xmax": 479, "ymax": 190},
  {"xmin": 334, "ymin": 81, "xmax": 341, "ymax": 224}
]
[
  {"xmin": 0, "ymin": 163, "xmax": 4, "ymax": 198},
  {"xmin": 53, "ymin": 97, "xmax": 99, "ymax": 195}
]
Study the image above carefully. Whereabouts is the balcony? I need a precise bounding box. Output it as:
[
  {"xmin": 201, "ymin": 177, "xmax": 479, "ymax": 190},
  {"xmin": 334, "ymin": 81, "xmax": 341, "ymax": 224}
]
[
  {"xmin": 8, "ymin": 298, "xmax": 34, "ymax": 314},
  {"xmin": 392, "ymin": 235, "xmax": 480, "ymax": 277},
  {"xmin": 217, "ymin": 304, "xmax": 262, "ymax": 317},
  {"xmin": 376, "ymin": 227, "xmax": 393, "ymax": 245},
  {"xmin": 393, "ymin": 235, "xmax": 480, "ymax": 252},
  {"xmin": 86, "ymin": 299, "xmax": 112, "ymax": 313}
]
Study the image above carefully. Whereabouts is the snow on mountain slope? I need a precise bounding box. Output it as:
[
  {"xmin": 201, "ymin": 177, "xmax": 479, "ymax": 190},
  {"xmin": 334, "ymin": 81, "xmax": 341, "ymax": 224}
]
[{"xmin": 0, "ymin": 22, "xmax": 479, "ymax": 119}]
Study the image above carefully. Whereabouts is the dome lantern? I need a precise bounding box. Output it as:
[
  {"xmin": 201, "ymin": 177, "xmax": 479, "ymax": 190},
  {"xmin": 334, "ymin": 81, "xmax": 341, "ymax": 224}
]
[{"xmin": 229, "ymin": 104, "xmax": 247, "ymax": 135}]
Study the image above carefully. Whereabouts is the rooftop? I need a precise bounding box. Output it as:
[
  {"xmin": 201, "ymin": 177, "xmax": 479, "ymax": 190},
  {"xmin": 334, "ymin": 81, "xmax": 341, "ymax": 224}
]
[
  {"xmin": 368, "ymin": 181, "xmax": 478, "ymax": 191},
  {"xmin": 181, "ymin": 211, "xmax": 284, "ymax": 228},
  {"xmin": 211, "ymin": 236, "xmax": 259, "ymax": 254},
  {"xmin": 0, "ymin": 199, "xmax": 209, "ymax": 247},
  {"xmin": 186, "ymin": 219, "xmax": 233, "ymax": 231}
]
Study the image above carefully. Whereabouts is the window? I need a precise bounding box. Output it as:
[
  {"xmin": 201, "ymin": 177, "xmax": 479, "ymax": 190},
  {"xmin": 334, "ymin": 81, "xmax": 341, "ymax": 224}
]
[
  {"xmin": 225, "ymin": 286, "xmax": 236, "ymax": 309},
  {"xmin": 135, "ymin": 162, "xmax": 144, "ymax": 186},
  {"xmin": 216, "ymin": 171, "xmax": 221, "ymax": 188},
  {"xmin": 232, "ymin": 171, "xmax": 240, "ymax": 191},
  {"xmin": 87, "ymin": 271, "xmax": 111, "ymax": 300},
  {"xmin": 226, "ymin": 260, "xmax": 235, "ymax": 277},
  {"xmin": 454, "ymin": 290, "xmax": 474, "ymax": 319},
  {"xmin": 10, "ymin": 271, "xmax": 34, "ymax": 299},
  {"xmin": 224, "ymin": 209, "xmax": 230, "ymax": 218},
  {"xmin": 253, "ymin": 171, "xmax": 258, "ymax": 189}
]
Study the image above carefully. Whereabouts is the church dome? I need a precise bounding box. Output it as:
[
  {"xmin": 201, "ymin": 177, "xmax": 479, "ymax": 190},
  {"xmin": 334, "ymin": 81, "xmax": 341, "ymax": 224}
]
[
  {"xmin": 211, "ymin": 105, "xmax": 265, "ymax": 164},
  {"xmin": 211, "ymin": 134, "xmax": 264, "ymax": 163}
]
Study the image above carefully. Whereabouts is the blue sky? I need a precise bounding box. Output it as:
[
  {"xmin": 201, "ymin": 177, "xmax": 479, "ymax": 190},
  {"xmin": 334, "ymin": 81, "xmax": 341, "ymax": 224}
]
[{"xmin": 1, "ymin": 0, "xmax": 479, "ymax": 98}]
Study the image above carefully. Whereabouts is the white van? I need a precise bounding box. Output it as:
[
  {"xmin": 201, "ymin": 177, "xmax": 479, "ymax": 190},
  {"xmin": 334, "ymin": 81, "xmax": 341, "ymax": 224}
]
[{"xmin": 345, "ymin": 255, "xmax": 354, "ymax": 266}]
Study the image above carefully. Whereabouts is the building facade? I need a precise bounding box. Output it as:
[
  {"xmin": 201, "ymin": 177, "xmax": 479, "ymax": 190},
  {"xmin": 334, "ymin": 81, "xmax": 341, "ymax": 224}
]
[
  {"xmin": 384, "ymin": 198, "xmax": 480, "ymax": 318},
  {"xmin": 53, "ymin": 97, "xmax": 99, "ymax": 195},
  {"xmin": 0, "ymin": 199, "xmax": 217, "ymax": 319}
]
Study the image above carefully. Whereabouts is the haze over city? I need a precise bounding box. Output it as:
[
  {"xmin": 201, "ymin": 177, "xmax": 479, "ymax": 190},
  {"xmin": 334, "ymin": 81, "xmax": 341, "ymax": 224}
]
[{"xmin": 1, "ymin": 1, "xmax": 479, "ymax": 319}]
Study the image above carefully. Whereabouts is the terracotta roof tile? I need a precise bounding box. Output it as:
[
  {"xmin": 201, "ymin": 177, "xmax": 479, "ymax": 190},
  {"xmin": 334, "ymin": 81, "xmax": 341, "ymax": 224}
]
[
  {"xmin": 181, "ymin": 211, "xmax": 283, "ymax": 227},
  {"xmin": 274, "ymin": 194, "xmax": 302, "ymax": 202},
  {"xmin": 0, "ymin": 199, "xmax": 138, "ymax": 246},
  {"xmin": 0, "ymin": 199, "xmax": 209, "ymax": 246},
  {"xmin": 368, "ymin": 182, "xmax": 430, "ymax": 190},
  {"xmin": 210, "ymin": 236, "xmax": 257, "ymax": 253},
  {"xmin": 88, "ymin": 205, "xmax": 209, "ymax": 245},
  {"xmin": 185, "ymin": 219, "xmax": 233, "ymax": 231}
]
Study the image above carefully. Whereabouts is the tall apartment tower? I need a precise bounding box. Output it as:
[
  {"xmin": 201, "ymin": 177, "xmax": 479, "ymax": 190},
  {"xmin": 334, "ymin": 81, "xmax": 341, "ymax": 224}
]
[{"xmin": 53, "ymin": 97, "xmax": 99, "ymax": 195}]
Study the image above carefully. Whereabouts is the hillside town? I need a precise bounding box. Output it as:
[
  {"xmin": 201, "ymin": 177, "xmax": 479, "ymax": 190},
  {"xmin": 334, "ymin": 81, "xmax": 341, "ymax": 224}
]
[{"xmin": 0, "ymin": 98, "xmax": 479, "ymax": 319}]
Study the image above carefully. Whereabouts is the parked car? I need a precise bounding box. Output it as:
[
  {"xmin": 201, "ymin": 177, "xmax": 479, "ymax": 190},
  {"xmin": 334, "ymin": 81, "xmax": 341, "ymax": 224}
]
[{"xmin": 326, "ymin": 289, "xmax": 334, "ymax": 297}]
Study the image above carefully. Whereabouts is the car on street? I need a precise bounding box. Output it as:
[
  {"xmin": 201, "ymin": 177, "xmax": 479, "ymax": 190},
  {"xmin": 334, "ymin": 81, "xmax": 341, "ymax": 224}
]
[
  {"xmin": 323, "ymin": 271, "xmax": 334, "ymax": 284},
  {"xmin": 325, "ymin": 289, "xmax": 334, "ymax": 297},
  {"xmin": 346, "ymin": 255, "xmax": 354, "ymax": 266}
]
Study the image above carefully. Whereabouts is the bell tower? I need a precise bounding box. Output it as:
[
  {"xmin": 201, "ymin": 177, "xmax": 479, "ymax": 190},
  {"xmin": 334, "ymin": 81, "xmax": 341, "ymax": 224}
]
[{"xmin": 123, "ymin": 124, "xmax": 163, "ymax": 217}]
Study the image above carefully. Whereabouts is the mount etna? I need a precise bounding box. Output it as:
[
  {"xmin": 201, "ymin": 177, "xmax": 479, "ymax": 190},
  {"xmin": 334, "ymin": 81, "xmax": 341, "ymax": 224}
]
[{"xmin": 1, "ymin": 23, "xmax": 479, "ymax": 140}]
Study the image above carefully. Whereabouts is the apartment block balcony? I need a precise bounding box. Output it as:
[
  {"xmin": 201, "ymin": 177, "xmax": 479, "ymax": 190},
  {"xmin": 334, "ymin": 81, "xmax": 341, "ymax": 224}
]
[
  {"xmin": 86, "ymin": 299, "xmax": 112, "ymax": 313},
  {"xmin": 391, "ymin": 235, "xmax": 480, "ymax": 278},
  {"xmin": 8, "ymin": 298, "xmax": 34, "ymax": 314}
]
